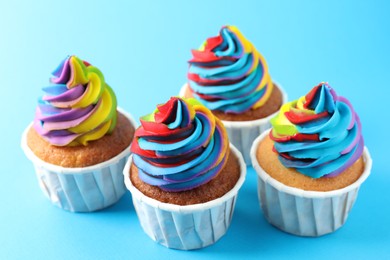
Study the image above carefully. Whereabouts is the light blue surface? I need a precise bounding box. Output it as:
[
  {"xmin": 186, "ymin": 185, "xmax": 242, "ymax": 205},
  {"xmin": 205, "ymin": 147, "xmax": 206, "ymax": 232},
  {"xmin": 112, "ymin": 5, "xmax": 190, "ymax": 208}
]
[{"xmin": 1, "ymin": 0, "xmax": 389, "ymax": 259}]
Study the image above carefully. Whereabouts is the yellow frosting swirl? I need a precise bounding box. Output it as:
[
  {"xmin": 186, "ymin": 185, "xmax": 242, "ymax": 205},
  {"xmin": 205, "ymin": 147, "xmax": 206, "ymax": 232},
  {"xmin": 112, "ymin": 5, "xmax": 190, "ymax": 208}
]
[{"xmin": 33, "ymin": 55, "xmax": 117, "ymax": 146}]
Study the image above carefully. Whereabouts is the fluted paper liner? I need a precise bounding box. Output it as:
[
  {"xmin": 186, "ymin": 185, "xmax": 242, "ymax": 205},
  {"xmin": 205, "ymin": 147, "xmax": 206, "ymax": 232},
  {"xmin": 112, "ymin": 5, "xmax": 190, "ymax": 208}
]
[
  {"xmin": 123, "ymin": 145, "xmax": 246, "ymax": 250},
  {"xmin": 21, "ymin": 108, "xmax": 137, "ymax": 212},
  {"xmin": 179, "ymin": 82, "xmax": 287, "ymax": 165},
  {"xmin": 250, "ymin": 130, "xmax": 373, "ymax": 236}
]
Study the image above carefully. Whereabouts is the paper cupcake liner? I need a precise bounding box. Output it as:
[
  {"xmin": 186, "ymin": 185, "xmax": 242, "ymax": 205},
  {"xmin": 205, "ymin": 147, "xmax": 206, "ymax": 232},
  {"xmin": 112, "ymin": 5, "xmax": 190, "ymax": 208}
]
[
  {"xmin": 250, "ymin": 130, "xmax": 373, "ymax": 236},
  {"xmin": 21, "ymin": 108, "xmax": 137, "ymax": 212},
  {"xmin": 123, "ymin": 144, "xmax": 246, "ymax": 250},
  {"xmin": 179, "ymin": 82, "xmax": 288, "ymax": 165}
]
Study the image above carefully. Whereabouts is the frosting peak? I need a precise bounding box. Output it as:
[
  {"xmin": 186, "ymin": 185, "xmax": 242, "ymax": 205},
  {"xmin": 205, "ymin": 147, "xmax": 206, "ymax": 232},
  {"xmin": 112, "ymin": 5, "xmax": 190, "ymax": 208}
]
[
  {"xmin": 187, "ymin": 25, "xmax": 273, "ymax": 114},
  {"xmin": 131, "ymin": 97, "xmax": 229, "ymax": 192},
  {"xmin": 270, "ymin": 83, "xmax": 364, "ymax": 178},
  {"xmin": 33, "ymin": 55, "xmax": 117, "ymax": 146}
]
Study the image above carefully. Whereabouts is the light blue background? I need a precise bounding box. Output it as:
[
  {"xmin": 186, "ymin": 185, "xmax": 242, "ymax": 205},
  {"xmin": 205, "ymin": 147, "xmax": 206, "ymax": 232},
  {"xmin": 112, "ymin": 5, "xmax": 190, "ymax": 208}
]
[{"xmin": 1, "ymin": 0, "xmax": 389, "ymax": 259}]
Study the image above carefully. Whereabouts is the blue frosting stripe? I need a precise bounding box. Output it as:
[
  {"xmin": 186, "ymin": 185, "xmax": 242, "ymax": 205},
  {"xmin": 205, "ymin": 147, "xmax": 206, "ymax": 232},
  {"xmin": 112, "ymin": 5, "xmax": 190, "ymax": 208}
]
[
  {"xmin": 156, "ymin": 113, "xmax": 212, "ymax": 157},
  {"xmin": 153, "ymin": 113, "xmax": 211, "ymax": 157},
  {"xmin": 138, "ymin": 117, "xmax": 203, "ymax": 151},
  {"xmin": 137, "ymin": 168, "xmax": 171, "ymax": 186},
  {"xmin": 297, "ymin": 103, "xmax": 341, "ymax": 134},
  {"xmin": 42, "ymin": 84, "xmax": 69, "ymax": 95},
  {"xmin": 271, "ymin": 83, "xmax": 364, "ymax": 178},
  {"xmin": 167, "ymin": 100, "xmax": 183, "ymax": 129},
  {"xmin": 179, "ymin": 99, "xmax": 191, "ymax": 127},
  {"xmin": 214, "ymin": 28, "xmax": 243, "ymax": 57},
  {"xmin": 284, "ymin": 138, "xmax": 364, "ymax": 178},
  {"xmin": 140, "ymin": 147, "xmax": 204, "ymax": 165},
  {"xmin": 274, "ymin": 132, "xmax": 347, "ymax": 153},
  {"xmin": 190, "ymin": 59, "xmax": 236, "ymax": 67},
  {"xmin": 160, "ymin": 155, "xmax": 227, "ymax": 192},
  {"xmin": 318, "ymin": 102, "xmax": 352, "ymax": 139},
  {"xmin": 163, "ymin": 127, "xmax": 223, "ymax": 181},
  {"xmin": 189, "ymin": 53, "xmax": 253, "ymax": 80},
  {"xmin": 194, "ymin": 85, "xmax": 266, "ymax": 112},
  {"xmin": 188, "ymin": 64, "xmax": 263, "ymax": 98},
  {"xmin": 51, "ymin": 56, "xmax": 69, "ymax": 77},
  {"xmin": 38, "ymin": 100, "xmax": 64, "ymax": 114},
  {"xmin": 133, "ymin": 136, "xmax": 215, "ymax": 176}
]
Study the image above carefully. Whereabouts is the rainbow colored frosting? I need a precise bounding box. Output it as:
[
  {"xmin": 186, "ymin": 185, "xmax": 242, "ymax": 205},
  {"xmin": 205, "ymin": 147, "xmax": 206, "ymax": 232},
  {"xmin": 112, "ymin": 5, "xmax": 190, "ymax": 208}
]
[
  {"xmin": 131, "ymin": 97, "xmax": 229, "ymax": 192},
  {"xmin": 187, "ymin": 25, "xmax": 273, "ymax": 114},
  {"xmin": 270, "ymin": 83, "xmax": 364, "ymax": 178},
  {"xmin": 33, "ymin": 55, "xmax": 117, "ymax": 146}
]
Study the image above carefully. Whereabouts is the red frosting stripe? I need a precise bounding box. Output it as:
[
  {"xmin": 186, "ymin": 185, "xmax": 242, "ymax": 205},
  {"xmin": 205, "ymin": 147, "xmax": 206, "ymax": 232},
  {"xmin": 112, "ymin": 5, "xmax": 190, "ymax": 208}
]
[{"xmin": 285, "ymin": 110, "xmax": 329, "ymax": 124}]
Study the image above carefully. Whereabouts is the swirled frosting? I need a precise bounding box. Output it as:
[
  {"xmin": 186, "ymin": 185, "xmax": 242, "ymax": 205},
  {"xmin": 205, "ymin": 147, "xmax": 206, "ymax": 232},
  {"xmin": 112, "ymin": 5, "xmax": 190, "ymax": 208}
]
[
  {"xmin": 270, "ymin": 83, "xmax": 364, "ymax": 178},
  {"xmin": 187, "ymin": 25, "xmax": 273, "ymax": 114},
  {"xmin": 130, "ymin": 97, "xmax": 229, "ymax": 192},
  {"xmin": 33, "ymin": 55, "xmax": 117, "ymax": 146}
]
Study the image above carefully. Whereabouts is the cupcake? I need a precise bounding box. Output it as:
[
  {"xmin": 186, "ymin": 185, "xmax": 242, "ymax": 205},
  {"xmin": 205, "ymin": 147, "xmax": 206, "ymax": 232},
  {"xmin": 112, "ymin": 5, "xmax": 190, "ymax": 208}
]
[
  {"xmin": 123, "ymin": 97, "xmax": 246, "ymax": 250},
  {"xmin": 21, "ymin": 55, "xmax": 136, "ymax": 212},
  {"xmin": 180, "ymin": 25, "xmax": 287, "ymax": 164},
  {"xmin": 250, "ymin": 82, "xmax": 372, "ymax": 236}
]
